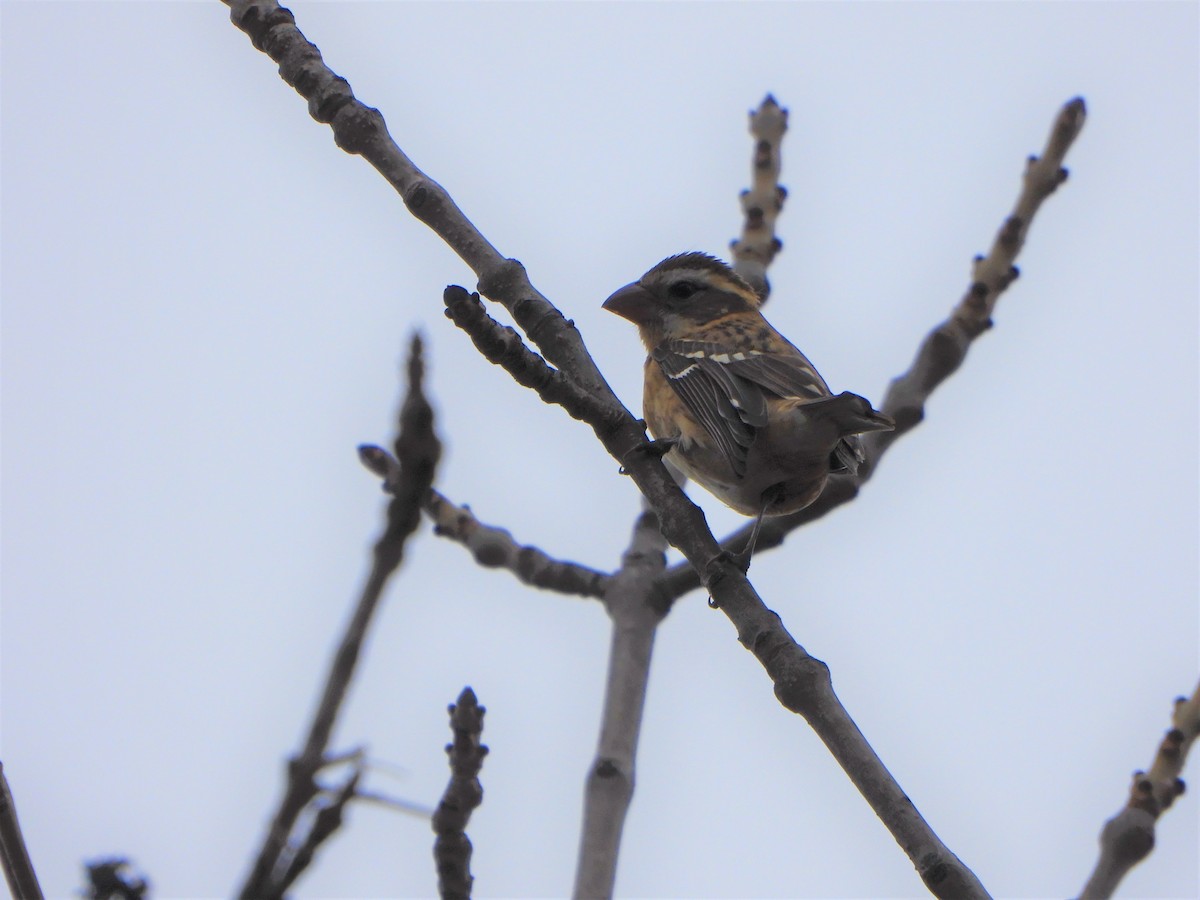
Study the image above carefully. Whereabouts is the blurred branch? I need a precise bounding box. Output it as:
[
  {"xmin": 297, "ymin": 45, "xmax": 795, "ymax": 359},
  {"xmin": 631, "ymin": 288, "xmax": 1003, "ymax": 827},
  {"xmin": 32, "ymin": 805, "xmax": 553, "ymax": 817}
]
[
  {"xmin": 424, "ymin": 488, "xmax": 611, "ymax": 599},
  {"xmin": 238, "ymin": 335, "xmax": 441, "ymax": 899},
  {"xmin": 660, "ymin": 97, "xmax": 1088, "ymax": 598},
  {"xmin": 730, "ymin": 94, "xmax": 788, "ymax": 301},
  {"xmin": 1080, "ymin": 681, "xmax": 1200, "ymax": 899},
  {"xmin": 354, "ymin": 789, "xmax": 435, "ymax": 818},
  {"xmin": 433, "ymin": 687, "xmax": 488, "ymax": 900},
  {"xmin": 273, "ymin": 768, "xmax": 362, "ymax": 896},
  {"xmin": 0, "ymin": 762, "xmax": 43, "ymax": 900},
  {"xmin": 573, "ymin": 506, "xmax": 669, "ymax": 899}
]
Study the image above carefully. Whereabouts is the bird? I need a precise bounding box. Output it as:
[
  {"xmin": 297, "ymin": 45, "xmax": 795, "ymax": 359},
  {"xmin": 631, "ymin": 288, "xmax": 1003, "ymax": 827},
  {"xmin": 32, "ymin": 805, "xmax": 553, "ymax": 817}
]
[{"xmin": 603, "ymin": 252, "xmax": 894, "ymax": 568}]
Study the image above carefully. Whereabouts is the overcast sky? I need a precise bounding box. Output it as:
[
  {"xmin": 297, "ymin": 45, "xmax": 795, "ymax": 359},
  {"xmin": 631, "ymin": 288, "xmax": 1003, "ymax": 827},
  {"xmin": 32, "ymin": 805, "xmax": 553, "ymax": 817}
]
[{"xmin": 2, "ymin": 2, "xmax": 1197, "ymax": 898}]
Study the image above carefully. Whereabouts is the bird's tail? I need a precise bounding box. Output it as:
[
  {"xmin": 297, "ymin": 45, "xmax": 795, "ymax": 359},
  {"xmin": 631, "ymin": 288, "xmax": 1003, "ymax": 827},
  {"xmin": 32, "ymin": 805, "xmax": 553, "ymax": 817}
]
[
  {"xmin": 803, "ymin": 391, "xmax": 894, "ymax": 435},
  {"xmin": 806, "ymin": 392, "xmax": 893, "ymax": 477}
]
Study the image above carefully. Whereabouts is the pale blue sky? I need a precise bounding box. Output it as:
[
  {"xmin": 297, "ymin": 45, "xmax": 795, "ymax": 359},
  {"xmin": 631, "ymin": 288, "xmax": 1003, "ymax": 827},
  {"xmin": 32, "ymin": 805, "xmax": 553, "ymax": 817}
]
[{"xmin": 2, "ymin": 2, "xmax": 1197, "ymax": 898}]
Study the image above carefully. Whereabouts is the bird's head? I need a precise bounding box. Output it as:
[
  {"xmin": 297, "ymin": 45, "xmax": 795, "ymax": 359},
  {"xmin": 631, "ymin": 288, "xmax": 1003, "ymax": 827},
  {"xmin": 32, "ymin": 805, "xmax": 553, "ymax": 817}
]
[{"xmin": 603, "ymin": 252, "xmax": 760, "ymax": 349}]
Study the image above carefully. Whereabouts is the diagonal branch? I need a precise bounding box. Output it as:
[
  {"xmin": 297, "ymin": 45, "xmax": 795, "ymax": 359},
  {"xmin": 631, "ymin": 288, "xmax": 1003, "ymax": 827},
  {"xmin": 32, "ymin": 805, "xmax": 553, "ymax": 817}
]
[
  {"xmin": 424, "ymin": 488, "xmax": 611, "ymax": 599},
  {"xmin": 238, "ymin": 336, "xmax": 441, "ymax": 899},
  {"xmin": 0, "ymin": 762, "xmax": 43, "ymax": 900},
  {"xmin": 1080, "ymin": 681, "xmax": 1200, "ymax": 899},
  {"xmin": 440, "ymin": 286, "xmax": 623, "ymax": 435},
  {"xmin": 868, "ymin": 97, "xmax": 1087, "ymax": 454},
  {"xmin": 225, "ymin": 0, "xmax": 623, "ymax": 408},
  {"xmin": 272, "ymin": 766, "xmax": 362, "ymax": 896}
]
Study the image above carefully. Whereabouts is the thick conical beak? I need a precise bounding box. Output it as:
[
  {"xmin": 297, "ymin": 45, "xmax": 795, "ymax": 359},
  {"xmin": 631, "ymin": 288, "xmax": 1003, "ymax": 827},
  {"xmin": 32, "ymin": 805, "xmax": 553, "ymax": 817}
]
[{"xmin": 602, "ymin": 282, "xmax": 655, "ymax": 325}]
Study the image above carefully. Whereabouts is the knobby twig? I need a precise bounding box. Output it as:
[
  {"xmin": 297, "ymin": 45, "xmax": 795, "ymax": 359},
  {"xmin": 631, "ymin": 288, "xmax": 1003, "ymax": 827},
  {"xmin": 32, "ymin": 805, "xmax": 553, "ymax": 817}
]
[
  {"xmin": 433, "ymin": 687, "xmax": 488, "ymax": 900},
  {"xmin": 238, "ymin": 335, "xmax": 441, "ymax": 899},
  {"xmin": 84, "ymin": 859, "xmax": 147, "ymax": 900},
  {"xmin": 0, "ymin": 762, "xmax": 43, "ymax": 900},
  {"xmin": 659, "ymin": 97, "xmax": 1088, "ymax": 598},
  {"xmin": 440, "ymin": 286, "xmax": 624, "ymax": 437},
  {"xmin": 1080, "ymin": 681, "xmax": 1200, "ymax": 899},
  {"xmin": 869, "ymin": 97, "xmax": 1087, "ymax": 453},
  {"xmin": 225, "ymin": 0, "xmax": 623, "ymax": 409},
  {"xmin": 424, "ymin": 488, "xmax": 610, "ymax": 599},
  {"xmin": 730, "ymin": 94, "xmax": 788, "ymax": 301},
  {"xmin": 573, "ymin": 506, "xmax": 670, "ymax": 898},
  {"xmin": 226, "ymin": 6, "xmax": 1091, "ymax": 894}
]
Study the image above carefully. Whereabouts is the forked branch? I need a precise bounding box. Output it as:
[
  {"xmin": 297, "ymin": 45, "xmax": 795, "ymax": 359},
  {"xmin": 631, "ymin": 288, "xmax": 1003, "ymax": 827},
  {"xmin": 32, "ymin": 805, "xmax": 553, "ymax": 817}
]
[
  {"xmin": 661, "ymin": 97, "xmax": 1088, "ymax": 597},
  {"xmin": 238, "ymin": 336, "xmax": 440, "ymax": 899},
  {"xmin": 226, "ymin": 5, "xmax": 1094, "ymax": 896}
]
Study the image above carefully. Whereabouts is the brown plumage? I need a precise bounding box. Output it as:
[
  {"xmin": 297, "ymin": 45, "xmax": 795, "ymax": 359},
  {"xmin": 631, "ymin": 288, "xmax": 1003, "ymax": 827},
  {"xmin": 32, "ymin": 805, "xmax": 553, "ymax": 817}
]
[{"xmin": 604, "ymin": 253, "xmax": 893, "ymax": 563}]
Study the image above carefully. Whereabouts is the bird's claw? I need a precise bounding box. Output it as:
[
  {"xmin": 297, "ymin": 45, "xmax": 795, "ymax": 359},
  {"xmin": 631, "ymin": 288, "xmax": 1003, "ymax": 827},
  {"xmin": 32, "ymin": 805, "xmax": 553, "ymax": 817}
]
[
  {"xmin": 703, "ymin": 549, "xmax": 752, "ymax": 608},
  {"xmin": 618, "ymin": 437, "xmax": 678, "ymax": 474}
]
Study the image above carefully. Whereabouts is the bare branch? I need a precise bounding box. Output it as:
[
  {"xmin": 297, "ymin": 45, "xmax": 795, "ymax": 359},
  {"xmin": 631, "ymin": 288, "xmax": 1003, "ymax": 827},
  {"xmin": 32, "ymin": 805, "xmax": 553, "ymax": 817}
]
[
  {"xmin": 573, "ymin": 507, "xmax": 669, "ymax": 898},
  {"xmin": 433, "ymin": 687, "xmax": 488, "ymax": 900},
  {"xmin": 441, "ymin": 287, "xmax": 623, "ymax": 435},
  {"xmin": 239, "ymin": 335, "xmax": 441, "ymax": 899},
  {"xmin": 273, "ymin": 767, "xmax": 362, "ymax": 896},
  {"xmin": 0, "ymin": 762, "xmax": 43, "ymax": 900},
  {"xmin": 225, "ymin": 0, "xmax": 624, "ymax": 408},
  {"xmin": 424, "ymin": 489, "xmax": 611, "ymax": 599},
  {"xmin": 660, "ymin": 97, "xmax": 1088, "ymax": 598},
  {"xmin": 730, "ymin": 94, "xmax": 788, "ymax": 300},
  {"xmin": 869, "ymin": 97, "xmax": 1087, "ymax": 454},
  {"xmin": 1080, "ymin": 681, "xmax": 1200, "ymax": 899},
  {"xmin": 227, "ymin": 8, "xmax": 1092, "ymax": 893}
]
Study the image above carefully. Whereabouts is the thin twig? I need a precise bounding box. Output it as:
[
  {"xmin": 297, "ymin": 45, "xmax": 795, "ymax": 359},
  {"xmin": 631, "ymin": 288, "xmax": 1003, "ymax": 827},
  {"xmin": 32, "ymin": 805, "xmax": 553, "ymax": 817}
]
[
  {"xmin": 441, "ymin": 286, "xmax": 624, "ymax": 435},
  {"xmin": 730, "ymin": 94, "xmax": 788, "ymax": 301},
  {"xmin": 354, "ymin": 789, "xmax": 435, "ymax": 818},
  {"xmin": 433, "ymin": 687, "xmax": 488, "ymax": 900},
  {"xmin": 238, "ymin": 335, "xmax": 441, "ymax": 899},
  {"xmin": 1080, "ymin": 681, "xmax": 1200, "ymax": 899},
  {"xmin": 424, "ymin": 489, "xmax": 611, "ymax": 599},
  {"xmin": 273, "ymin": 768, "xmax": 362, "ymax": 895}
]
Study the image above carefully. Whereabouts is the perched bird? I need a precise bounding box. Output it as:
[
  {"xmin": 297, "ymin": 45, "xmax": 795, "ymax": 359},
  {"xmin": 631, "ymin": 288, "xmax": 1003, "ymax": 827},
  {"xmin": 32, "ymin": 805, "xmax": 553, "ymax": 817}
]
[{"xmin": 603, "ymin": 252, "xmax": 893, "ymax": 565}]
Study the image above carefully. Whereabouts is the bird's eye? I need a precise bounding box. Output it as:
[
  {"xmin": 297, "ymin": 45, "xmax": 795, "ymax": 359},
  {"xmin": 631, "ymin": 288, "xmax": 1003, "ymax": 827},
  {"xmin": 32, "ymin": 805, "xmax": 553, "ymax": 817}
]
[{"xmin": 668, "ymin": 280, "xmax": 699, "ymax": 300}]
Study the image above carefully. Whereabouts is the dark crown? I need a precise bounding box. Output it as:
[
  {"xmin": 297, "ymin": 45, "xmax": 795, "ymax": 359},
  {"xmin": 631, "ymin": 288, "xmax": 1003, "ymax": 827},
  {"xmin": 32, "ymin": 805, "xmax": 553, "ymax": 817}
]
[{"xmin": 644, "ymin": 252, "xmax": 751, "ymax": 291}]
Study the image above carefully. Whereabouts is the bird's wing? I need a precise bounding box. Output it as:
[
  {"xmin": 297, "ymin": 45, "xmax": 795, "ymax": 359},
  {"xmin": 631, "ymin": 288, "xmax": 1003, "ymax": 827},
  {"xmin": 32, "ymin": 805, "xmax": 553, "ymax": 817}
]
[
  {"xmin": 654, "ymin": 339, "xmax": 844, "ymax": 477},
  {"xmin": 831, "ymin": 434, "xmax": 866, "ymax": 476},
  {"xmin": 652, "ymin": 343, "xmax": 767, "ymax": 476},
  {"xmin": 714, "ymin": 348, "xmax": 832, "ymax": 401}
]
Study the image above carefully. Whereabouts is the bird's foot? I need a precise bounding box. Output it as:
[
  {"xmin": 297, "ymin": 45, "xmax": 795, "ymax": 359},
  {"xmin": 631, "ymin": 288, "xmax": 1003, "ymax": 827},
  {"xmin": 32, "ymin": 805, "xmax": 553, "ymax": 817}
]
[
  {"xmin": 703, "ymin": 549, "xmax": 752, "ymax": 608},
  {"xmin": 618, "ymin": 436, "xmax": 679, "ymax": 474}
]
